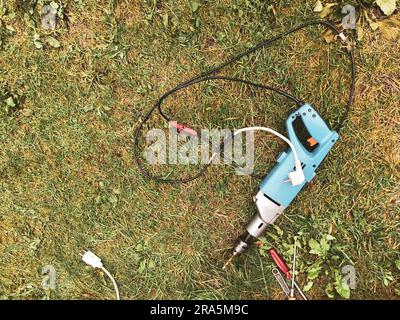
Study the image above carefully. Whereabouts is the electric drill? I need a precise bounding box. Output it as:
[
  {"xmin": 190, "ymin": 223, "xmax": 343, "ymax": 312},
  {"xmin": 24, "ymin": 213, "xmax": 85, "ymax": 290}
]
[{"xmin": 227, "ymin": 103, "xmax": 339, "ymax": 262}]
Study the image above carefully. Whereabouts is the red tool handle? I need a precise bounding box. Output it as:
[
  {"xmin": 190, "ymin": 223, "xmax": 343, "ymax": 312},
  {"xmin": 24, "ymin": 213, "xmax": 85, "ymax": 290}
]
[{"xmin": 268, "ymin": 248, "xmax": 291, "ymax": 279}]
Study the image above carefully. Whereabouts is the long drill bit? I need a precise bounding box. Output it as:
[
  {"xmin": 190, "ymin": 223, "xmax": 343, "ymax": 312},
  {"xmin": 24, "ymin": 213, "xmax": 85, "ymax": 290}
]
[
  {"xmin": 222, "ymin": 254, "xmax": 235, "ymax": 270},
  {"xmin": 289, "ymin": 238, "xmax": 297, "ymax": 299}
]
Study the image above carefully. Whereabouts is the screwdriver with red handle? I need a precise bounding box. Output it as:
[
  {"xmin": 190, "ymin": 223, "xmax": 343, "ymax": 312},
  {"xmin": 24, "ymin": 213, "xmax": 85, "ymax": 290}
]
[{"xmin": 268, "ymin": 248, "xmax": 307, "ymax": 300}]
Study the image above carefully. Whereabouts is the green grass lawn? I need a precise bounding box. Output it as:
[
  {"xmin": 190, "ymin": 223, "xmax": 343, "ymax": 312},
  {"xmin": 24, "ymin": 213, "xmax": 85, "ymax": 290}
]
[{"xmin": 0, "ymin": 0, "xmax": 399, "ymax": 300}]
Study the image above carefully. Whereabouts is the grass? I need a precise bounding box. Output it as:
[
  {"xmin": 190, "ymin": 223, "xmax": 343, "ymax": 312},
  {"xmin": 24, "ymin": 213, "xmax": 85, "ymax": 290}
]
[{"xmin": 0, "ymin": 0, "xmax": 399, "ymax": 300}]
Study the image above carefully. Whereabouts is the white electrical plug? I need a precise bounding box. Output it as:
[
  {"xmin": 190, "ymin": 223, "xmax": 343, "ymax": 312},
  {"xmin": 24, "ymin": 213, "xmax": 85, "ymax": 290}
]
[
  {"xmin": 81, "ymin": 250, "xmax": 120, "ymax": 300},
  {"xmin": 82, "ymin": 250, "xmax": 104, "ymax": 269},
  {"xmin": 288, "ymin": 160, "xmax": 305, "ymax": 186}
]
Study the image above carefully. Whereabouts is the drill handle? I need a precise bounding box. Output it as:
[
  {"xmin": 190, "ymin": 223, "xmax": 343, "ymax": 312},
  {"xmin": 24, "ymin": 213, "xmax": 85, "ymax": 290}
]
[{"xmin": 286, "ymin": 104, "xmax": 333, "ymax": 160}]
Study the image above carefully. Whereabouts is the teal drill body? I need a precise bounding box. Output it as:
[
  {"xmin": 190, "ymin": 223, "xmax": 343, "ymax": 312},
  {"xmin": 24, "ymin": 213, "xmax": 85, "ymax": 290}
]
[
  {"xmin": 231, "ymin": 103, "xmax": 339, "ymax": 257},
  {"xmin": 260, "ymin": 103, "xmax": 339, "ymax": 207}
]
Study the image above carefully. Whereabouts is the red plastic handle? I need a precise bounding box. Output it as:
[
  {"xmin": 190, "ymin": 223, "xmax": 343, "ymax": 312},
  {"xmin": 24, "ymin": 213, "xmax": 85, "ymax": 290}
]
[
  {"xmin": 169, "ymin": 121, "xmax": 197, "ymax": 137},
  {"xmin": 268, "ymin": 248, "xmax": 291, "ymax": 279}
]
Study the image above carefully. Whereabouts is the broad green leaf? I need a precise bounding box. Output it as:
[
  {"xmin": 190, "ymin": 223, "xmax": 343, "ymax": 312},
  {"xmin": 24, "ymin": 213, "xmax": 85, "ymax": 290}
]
[
  {"xmin": 334, "ymin": 270, "xmax": 350, "ymax": 299},
  {"xmin": 5, "ymin": 97, "xmax": 15, "ymax": 108},
  {"xmin": 307, "ymin": 265, "xmax": 322, "ymax": 280},
  {"xmin": 320, "ymin": 3, "xmax": 337, "ymax": 19},
  {"xmin": 309, "ymin": 238, "xmax": 321, "ymax": 256},
  {"xmin": 46, "ymin": 36, "xmax": 60, "ymax": 48},
  {"xmin": 326, "ymin": 234, "xmax": 335, "ymax": 241},
  {"xmin": 319, "ymin": 237, "xmax": 331, "ymax": 256},
  {"xmin": 370, "ymin": 21, "xmax": 380, "ymax": 31},
  {"xmin": 33, "ymin": 33, "xmax": 43, "ymax": 49},
  {"xmin": 148, "ymin": 260, "xmax": 156, "ymax": 269},
  {"xmin": 336, "ymin": 282, "xmax": 350, "ymax": 299},
  {"xmin": 325, "ymin": 283, "xmax": 334, "ymax": 298},
  {"xmin": 303, "ymin": 281, "xmax": 313, "ymax": 292},
  {"xmin": 191, "ymin": 2, "xmax": 200, "ymax": 12},
  {"xmin": 138, "ymin": 260, "xmax": 146, "ymax": 274},
  {"xmin": 383, "ymin": 272, "xmax": 393, "ymax": 286},
  {"xmin": 313, "ymin": 1, "xmax": 323, "ymax": 12},
  {"xmin": 376, "ymin": 0, "xmax": 397, "ymax": 16},
  {"xmin": 395, "ymin": 259, "xmax": 400, "ymax": 270},
  {"xmin": 50, "ymin": 1, "xmax": 59, "ymax": 11},
  {"xmin": 34, "ymin": 41, "xmax": 43, "ymax": 49}
]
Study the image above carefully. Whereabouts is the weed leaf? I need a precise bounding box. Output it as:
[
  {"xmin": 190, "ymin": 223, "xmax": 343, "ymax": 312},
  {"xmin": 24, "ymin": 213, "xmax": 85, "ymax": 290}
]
[
  {"xmin": 334, "ymin": 271, "xmax": 350, "ymax": 299},
  {"xmin": 376, "ymin": 0, "xmax": 397, "ymax": 16},
  {"xmin": 307, "ymin": 265, "xmax": 322, "ymax": 280},
  {"xmin": 313, "ymin": 1, "xmax": 323, "ymax": 12},
  {"xmin": 303, "ymin": 281, "xmax": 313, "ymax": 292},
  {"xmin": 46, "ymin": 36, "xmax": 60, "ymax": 48}
]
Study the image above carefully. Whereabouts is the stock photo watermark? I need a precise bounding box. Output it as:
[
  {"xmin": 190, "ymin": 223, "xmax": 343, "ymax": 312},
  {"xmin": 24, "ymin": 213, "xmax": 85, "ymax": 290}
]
[
  {"xmin": 342, "ymin": 265, "xmax": 356, "ymax": 290},
  {"xmin": 41, "ymin": 4, "xmax": 57, "ymax": 30},
  {"xmin": 144, "ymin": 127, "xmax": 256, "ymax": 175},
  {"xmin": 342, "ymin": 5, "xmax": 356, "ymax": 30},
  {"xmin": 41, "ymin": 264, "xmax": 57, "ymax": 291}
]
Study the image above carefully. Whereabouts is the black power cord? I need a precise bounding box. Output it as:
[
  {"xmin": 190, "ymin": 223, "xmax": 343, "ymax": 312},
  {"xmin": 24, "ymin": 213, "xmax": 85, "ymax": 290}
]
[{"xmin": 133, "ymin": 20, "xmax": 356, "ymax": 184}]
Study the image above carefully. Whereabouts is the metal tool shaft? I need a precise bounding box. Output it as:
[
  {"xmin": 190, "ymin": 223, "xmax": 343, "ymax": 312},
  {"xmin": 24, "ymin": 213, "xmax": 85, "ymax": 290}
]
[
  {"xmin": 294, "ymin": 281, "xmax": 307, "ymax": 300},
  {"xmin": 272, "ymin": 268, "xmax": 290, "ymax": 297},
  {"xmin": 290, "ymin": 239, "xmax": 297, "ymax": 298}
]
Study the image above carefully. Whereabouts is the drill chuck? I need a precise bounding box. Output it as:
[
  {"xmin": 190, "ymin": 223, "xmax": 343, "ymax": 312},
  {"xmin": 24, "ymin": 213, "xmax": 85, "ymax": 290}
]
[
  {"xmin": 232, "ymin": 232, "xmax": 255, "ymax": 256},
  {"xmin": 231, "ymin": 190, "xmax": 287, "ymax": 256},
  {"xmin": 231, "ymin": 194, "xmax": 280, "ymax": 256}
]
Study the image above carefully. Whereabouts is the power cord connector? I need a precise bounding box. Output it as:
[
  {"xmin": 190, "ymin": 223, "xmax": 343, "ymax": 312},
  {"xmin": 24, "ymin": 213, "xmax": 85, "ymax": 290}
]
[
  {"xmin": 82, "ymin": 250, "xmax": 103, "ymax": 268},
  {"xmin": 337, "ymin": 32, "xmax": 347, "ymax": 42},
  {"xmin": 336, "ymin": 32, "xmax": 354, "ymax": 52},
  {"xmin": 81, "ymin": 250, "xmax": 120, "ymax": 300}
]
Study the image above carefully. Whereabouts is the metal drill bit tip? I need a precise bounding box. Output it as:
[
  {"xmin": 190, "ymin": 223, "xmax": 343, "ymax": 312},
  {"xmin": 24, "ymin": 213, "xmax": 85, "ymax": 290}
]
[{"xmin": 222, "ymin": 255, "xmax": 235, "ymax": 270}]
